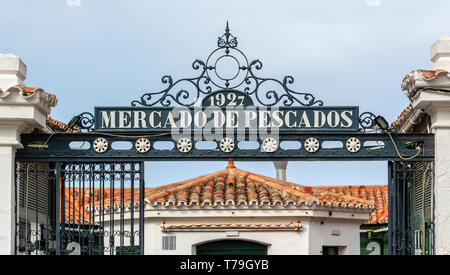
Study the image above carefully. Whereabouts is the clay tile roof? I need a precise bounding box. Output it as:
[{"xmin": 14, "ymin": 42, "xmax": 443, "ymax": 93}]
[
  {"xmin": 62, "ymin": 187, "xmax": 153, "ymax": 223},
  {"xmin": 85, "ymin": 161, "xmax": 375, "ymax": 215},
  {"xmin": 22, "ymin": 86, "xmax": 57, "ymax": 101},
  {"xmin": 416, "ymin": 69, "xmax": 448, "ymax": 80},
  {"xmin": 0, "ymin": 85, "xmax": 57, "ymax": 106},
  {"xmin": 390, "ymin": 103, "xmax": 413, "ymax": 128},
  {"xmin": 312, "ymin": 185, "xmax": 388, "ymax": 224},
  {"xmin": 46, "ymin": 116, "xmax": 82, "ymax": 133}
]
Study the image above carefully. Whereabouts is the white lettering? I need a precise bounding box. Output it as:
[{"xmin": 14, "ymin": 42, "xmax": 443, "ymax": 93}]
[
  {"xmin": 118, "ymin": 111, "xmax": 132, "ymax": 128},
  {"xmin": 101, "ymin": 111, "xmax": 116, "ymax": 128}
]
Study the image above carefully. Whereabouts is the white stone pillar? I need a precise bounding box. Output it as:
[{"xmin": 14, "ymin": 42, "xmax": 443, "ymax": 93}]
[
  {"xmin": 405, "ymin": 36, "xmax": 450, "ymax": 255},
  {"xmin": 0, "ymin": 54, "xmax": 56, "ymax": 254}
]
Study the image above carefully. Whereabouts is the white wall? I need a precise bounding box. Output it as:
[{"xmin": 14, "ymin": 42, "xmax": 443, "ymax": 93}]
[
  {"xmin": 99, "ymin": 204, "xmax": 369, "ymax": 255},
  {"xmin": 306, "ymin": 217, "xmax": 362, "ymax": 255},
  {"xmin": 0, "ymin": 146, "xmax": 15, "ymax": 254},
  {"xmin": 147, "ymin": 217, "xmax": 309, "ymax": 255},
  {"xmin": 137, "ymin": 213, "xmax": 365, "ymax": 255}
]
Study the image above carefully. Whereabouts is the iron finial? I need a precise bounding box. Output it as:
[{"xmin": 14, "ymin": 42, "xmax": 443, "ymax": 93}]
[{"xmin": 218, "ymin": 21, "xmax": 237, "ymax": 49}]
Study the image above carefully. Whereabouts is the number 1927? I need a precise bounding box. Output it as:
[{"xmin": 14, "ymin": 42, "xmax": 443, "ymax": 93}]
[{"xmin": 207, "ymin": 92, "xmax": 246, "ymax": 107}]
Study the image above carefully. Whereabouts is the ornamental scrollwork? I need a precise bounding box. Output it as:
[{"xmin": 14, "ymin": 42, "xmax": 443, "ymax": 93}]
[
  {"xmin": 359, "ymin": 112, "xmax": 377, "ymax": 131},
  {"xmin": 131, "ymin": 22, "xmax": 324, "ymax": 108}
]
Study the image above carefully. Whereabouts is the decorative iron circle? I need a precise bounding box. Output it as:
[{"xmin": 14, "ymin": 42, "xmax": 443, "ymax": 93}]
[
  {"xmin": 220, "ymin": 138, "xmax": 235, "ymax": 153},
  {"xmin": 206, "ymin": 47, "xmax": 249, "ymax": 89},
  {"xmin": 261, "ymin": 137, "xmax": 278, "ymax": 153},
  {"xmin": 304, "ymin": 138, "xmax": 320, "ymax": 153},
  {"xmin": 93, "ymin": 138, "xmax": 108, "ymax": 154},
  {"xmin": 346, "ymin": 137, "xmax": 361, "ymax": 153},
  {"xmin": 214, "ymin": 55, "xmax": 241, "ymax": 81},
  {"xmin": 177, "ymin": 138, "xmax": 193, "ymax": 153},
  {"xmin": 135, "ymin": 138, "xmax": 151, "ymax": 153}
]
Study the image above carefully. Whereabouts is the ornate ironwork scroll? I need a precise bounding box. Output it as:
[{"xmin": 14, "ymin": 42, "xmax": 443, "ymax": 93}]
[
  {"xmin": 358, "ymin": 111, "xmax": 401, "ymax": 132},
  {"xmin": 131, "ymin": 22, "xmax": 324, "ymax": 107},
  {"xmin": 77, "ymin": 112, "xmax": 95, "ymax": 132},
  {"xmin": 359, "ymin": 112, "xmax": 377, "ymax": 131}
]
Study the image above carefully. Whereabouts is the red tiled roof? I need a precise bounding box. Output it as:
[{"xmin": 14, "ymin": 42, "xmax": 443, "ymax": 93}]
[
  {"xmin": 65, "ymin": 162, "xmax": 382, "ymax": 224},
  {"xmin": 416, "ymin": 69, "xmax": 448, "ymax": 80},
  {"xmin": 391, "ymin": 103, "xmax": 413, "ymax": 128},
  {"xmin": 88, "ymin": 161, "xmax": 375, "ymax": 211},
  {"xmin": 0, "ymin": 85, "xmax": 57, "ymax": 105},
  {"xmin": 46, "ymin": 116, "xmax": 81, "ymax": 133},
  {"xmin": 63, "ymin": 187, "xmax": 152, "ymax": 223},
  {"xmin": 312, "ymin": 185, "xmax": 388, "ymax": 224},
  {"xmin": 401, "ymin": 69, "xmax": 449, "ymax": 89},
  {"xmin": 21, "ymin": 86, "xmax": 57, "ymax": 102}
]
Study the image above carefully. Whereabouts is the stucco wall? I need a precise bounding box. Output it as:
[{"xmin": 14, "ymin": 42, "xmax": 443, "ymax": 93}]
[
  {"xmin": 147, "ymin": 217, "xmax": 308, "ymax": 255},
  {"xmin": 101, "ymin": 208, "xmax": 367, "ymax": 255},
  {"xmin": 306, "ymin": 217, "xmax": 362, "ymax": 255}
]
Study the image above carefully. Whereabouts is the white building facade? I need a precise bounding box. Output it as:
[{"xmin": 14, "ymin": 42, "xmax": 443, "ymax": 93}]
[{"xmin": 96, "ymin": 161, "xmax": 372, "ymax": 255}]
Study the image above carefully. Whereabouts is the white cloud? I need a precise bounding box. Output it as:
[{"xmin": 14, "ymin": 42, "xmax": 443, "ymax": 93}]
[{"xmin": 366, "ymin": 0, "xmax": 382, "ymax": 7}]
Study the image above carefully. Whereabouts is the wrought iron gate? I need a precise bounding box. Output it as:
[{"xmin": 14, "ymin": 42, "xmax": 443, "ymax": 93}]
[
  {"xmin": 15, "ymin": 161, "xmax": 145, "ymax": 255},
  {"xmin": 13, "ymin": 23, "xmax": 437, "ymax": 255},
  {"xmin": 388, "ymin": 161, "xmax": 435, "ymax": 255}
]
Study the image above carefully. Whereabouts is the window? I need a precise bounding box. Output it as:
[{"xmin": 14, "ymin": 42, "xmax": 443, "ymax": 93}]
[
  {"xmin": 162, "ymin": 236, "xmax": 176, "ymax": 251},
  {"xmin": 322, "ymin": 246, "xmax": 339, "ymax": 255}
]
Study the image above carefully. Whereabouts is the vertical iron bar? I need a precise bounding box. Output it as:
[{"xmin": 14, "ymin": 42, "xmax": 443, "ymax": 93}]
[
  {"xmin": 61, "ymin": 164, "xmax": 66, "ymax": 254},
  {"xmin": 100, "ymin": 164, "xmax": 105, "ymax": 254},
  {"xmin": 72, "ymin": 165, "xmax": 76, "ymax": 245},
  {"xmin": 130, "ymin": 163, "xmax": 135, "ymax": 252},
  {"xmin": 14, "ymin": 162, "xmax": 18, "ymax": 255},
  {"xmin": 431, "ymin": 161, "xmax": 435, "ymax": 255},
  {"xmin": 89, "ymin": 163, "xmax": 93, "ymax": 255},
  {"xmin": 82, "ymin": 164, "xmax": 86, "ymax": 254},
  {"xmin": 387, "ymin": 161, "xmax": 393, "ymax": 255},
  {"xmin": 68, "ymin": 165, "xmax": 71, "ymax": 245},
  {"xmin": 119, "ymin": 163, "xmax": 125, "ymax": 255},
  {"xmin": 139, "ymin": 162, "xmax": 145, "ymax": 255},
  {"xmin": 45, "ymin": 164, "xmax": 49, "ymax": 255},
  {"xmin": 110, "ymin": 163, "xmax": 115, "ymax": 255},
  {"xmin": 77, "ymin": 164, "xmax": 82, "ymax": 254},
  {"xmin": 398, "ymin": 162, "xmax": 403, "ymax": 255},
  {"xmin": 55, "ymin": 162, "xmax": 61, "ymax": 255},
  {"xmin": 34, "ymin": 163, "xmax": 38, "ymax": 255},
  {"xmin": 392, "ymin": 161, "xmax": 398, "ymax": 255},
  {"xmin": 401, "ymin": 162, "xmax": 407, "ymax": 255},
  {"xmin": 410, "ymin": 162, "xmax": 416, "ymax": 255}
]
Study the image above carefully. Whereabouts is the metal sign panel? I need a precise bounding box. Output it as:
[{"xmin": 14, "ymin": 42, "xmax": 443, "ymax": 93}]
[{"xmin": 94, "ymin": 106, "xmax": 360, "ymax": 133}]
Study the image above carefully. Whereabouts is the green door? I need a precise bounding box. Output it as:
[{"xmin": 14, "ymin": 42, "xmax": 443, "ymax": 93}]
[{"xmin": 196, "ymin": 240, "xmax": 268, "ymax": 255}]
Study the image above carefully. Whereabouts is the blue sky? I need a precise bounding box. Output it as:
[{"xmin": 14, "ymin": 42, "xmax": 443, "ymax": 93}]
[{"xmin": 1, "ymin": 0, "xmax": 449, "ymax": 187}]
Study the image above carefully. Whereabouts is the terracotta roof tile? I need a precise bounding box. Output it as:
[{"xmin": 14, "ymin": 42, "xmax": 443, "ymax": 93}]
[
  {"xmin": 64, "ymin": 162, "xmax": 379, "ymax": 225},
  {"xmin": 87, "ymin": 162, "xmax": 374, "ymax": 212},
  {"xmin": 46, "ymin": 116, "xmax": 82, "ymax": 133},
  {"xmin": 313, "ymin": 185, "xmax": 388, "ymax": 224},
  {"xmin": 0, "ymin": 85, "xmax": 57, "ymax": 106},
  {"xmin": 391, "ymin": 103, "xmax": 413, "ymax": 128},
  {"xmin": 416, "ymin": 69, "xmax": 448, "ymax": 80}
]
